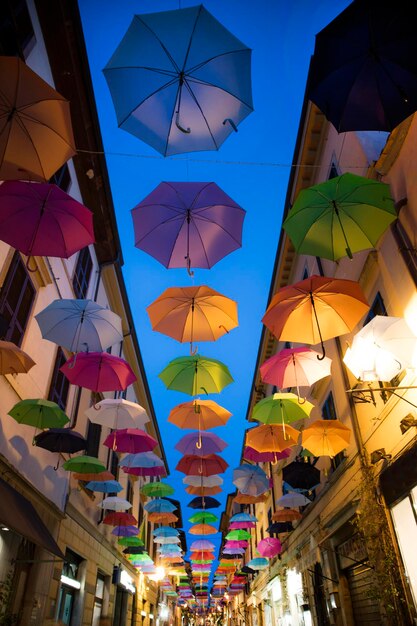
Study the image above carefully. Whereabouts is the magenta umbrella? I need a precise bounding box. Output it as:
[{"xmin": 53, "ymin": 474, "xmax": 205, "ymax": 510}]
[
  {"xmin": 122, "ymin": 465, "xmax": 166, "ymax": 477},
  {"xmin": 0, "ymin": 181, "xmax": 94, "ymax": 261},
  {"xmin": 260, "ymin": 347, "xmax": 332, "ymax": 391},
  {"xmin": 175, "ymin": 432, "xmax": 227, "ymax": 456},
  {"xmin": 256, "ymin": 537, "xmax": 282, "ymax": 558},
  {"xmin": 103, "ymin": 429, "xmax": 157, "ymax": 454},
  {"xmin": 229, "ymin": 522, "xmax": 256, "ymax": 530},
  {"xmin": 243, "ymin": 446, "xmax": 291, "ymax": 463},
  {"xmin": 61, "ymin": 352, "xmax": 136, "ymax": 392},
  {"xmin": 132, "ymin": 182, "xmax": 245, "ymax": 274},
  {"xmin": 224, "ymin": 540, "xmax": 248, "ymax": 549}
]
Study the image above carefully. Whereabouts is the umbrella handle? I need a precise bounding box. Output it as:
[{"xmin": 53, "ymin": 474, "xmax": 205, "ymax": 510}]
[
  {"xmin": 317, "ymin": 343, "xmax": 326, "ymax": 360},
  {"xmin": 223, "ymin": 118, "xmax": 238, "ymax": 132},
  {"xmin": 67, "ymin": 352, "xmax": 78, "ymax": 369},
  {"xmin": 175, "ymin": 109, "xmax": 190, "ymax": 134},
  {"xmin": 310, "ymin": 293, "xmax": 326, "ymax": 360},
  {"xmin": 26, "ymin": 256, "xmax": 38, "ymax": 273},
  {"xmin": 54, "ymin": 456, "xmax": 60, "ymax": 471},
  {"xmin": 190, "ymin": 343, "xmax": 198, "ymax": 356}
]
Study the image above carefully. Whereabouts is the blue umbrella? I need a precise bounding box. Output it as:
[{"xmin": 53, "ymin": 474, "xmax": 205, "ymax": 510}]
[
  {"xmin": 120, "ymin": 452, "xmax": 163, "ymax": 468},
  {"xmin": 153, "ymin": 526, "xmax": 179, "ymax": 537},
  {"xmin": 144, "ymin": 498, "xmax": 177, "ymax": 513},
  {"xmin": 230, "ymin": 512, "xmax": 257, "ymax": 523},
  {"xmin": 247, "ymin": 558, "xmax": 269, "ymax": 570},
  {"xmin": 85, "ymin": 480, "xmax": 123, "ymax": 493},
  {"xmin": 232, "ymin": 464, "xmax": 269, "ymax": 497}
]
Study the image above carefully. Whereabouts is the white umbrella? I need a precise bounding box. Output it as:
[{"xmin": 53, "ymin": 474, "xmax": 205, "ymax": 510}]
[
  {"xmin": 153, "ymin": 536, "xmax": 181, "ymax": 544},
  {"xmin": 85, "ymin": 398, "xmax": 149, "ymax": 429},
  {"xmin": 182, "ymin": 475, "xmax": 223, "ymax": 487},
  {"xmin": 343, "ymin": 315, "xmax": 417, "ymax": 381},
  {"xmin": 276, "ymin": 493, "xmax": 311, "ymax": 508},
  {"xmin": 35, "ymin": 298, "xmax": 123, "ymax": 352},
  {"xmin": 98, "ymin": 496, "xmax": 132, "ymax": 511}
]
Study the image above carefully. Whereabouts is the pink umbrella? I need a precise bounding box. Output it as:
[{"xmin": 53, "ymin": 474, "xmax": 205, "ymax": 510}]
[
  {"xmin": 0, "ymin": 181, "xmax": 94, "ymax": 262},
  {"xmin": 243, "ymin": 446, "xmax": 291, "ymax": 463},
  {"xmin": 103, "ymin": 429, "xmax": 157, "ymax": 453},
  {"xmin": 256, "ymin": 537, "xmax": 282, "ymax": 558},
  {"xmin": 260, "ymin": 347, "xmax": 332, "ymax": 393},
  {"xmin": 229, "ymin": 522, "xmax": 256, "ymax": 530},
  {"xmin": 175, "ymin": 432, "xmax": 227, "ymax": 455},
  {"xmin": 122, "ymin": 465, "xmax": 166, "ymax": 477},
  {"xmin": 224, "ymin": 540, "xmax": 248, "ymax": 549},
  {"xmin": 61, "ymin": 352, "xmax": 136, "ymax": 392}
]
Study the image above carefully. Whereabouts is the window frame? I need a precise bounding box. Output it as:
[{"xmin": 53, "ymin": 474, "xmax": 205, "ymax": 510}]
[
  {"xmin": 72, "ymin": 248, "xmax": 93, "ymax": 299},
  {"xmin": 48, "ymin": 347, "xmax": 70, "ymax": 410},
  {"xmin": 0, "ymin": 251, "xmax": 36, "ymax": 346}
]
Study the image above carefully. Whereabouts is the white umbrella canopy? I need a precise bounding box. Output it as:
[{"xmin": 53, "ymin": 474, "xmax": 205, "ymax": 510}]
[
  {"xmin": 343, "ymin": 315, "xmax": 417, "ymax": 382},
  {"xmin": 183, "ymin": 475, "xmax": 223, "ymax": 487},
  {"xmin": 85, "ymin": 398, "xmax": 149, "ymax": 429},
  {"xmin": 98, "ymin": 496, "xmax": 132, "ymax": 511},
  {"xmin": 276, "ymin": 493, "xmax": 311, "ymax": 508},
  {"xmin": 35, "ymin": 299, "xmax": 123, "ymax": 352},
  {"xmin": 153, "ymin": 536, "xmax": 181, "ymax": 544}
]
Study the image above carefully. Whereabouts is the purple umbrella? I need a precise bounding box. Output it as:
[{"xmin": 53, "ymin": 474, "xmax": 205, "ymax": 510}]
[
  {"xmin": 243, "ymin": 446, "xmax": 291, "ymax": 463},
  {"xmin": 175, "ymin": 431, "xmax": 227, "ymax": 456},
  {"xmin": 111, "ymin": 525, "xmax": 139, "ymax": 537},
  {"xmin": 190, "ymin": 540, "xmax": 215, "ymax": 551},
  {"xmin": 131, "ymin": 182, "xmax": 245, "ymax": 274}
]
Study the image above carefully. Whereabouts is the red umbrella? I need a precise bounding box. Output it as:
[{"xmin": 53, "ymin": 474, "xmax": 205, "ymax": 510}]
[
  {"xmin": 0, "ymin": 181, "xmax": 94, "ymax": 261},
  {"xmin": 61, "ymin": 352, "xmax": 136, "ymax": 392},
  {"xmin": 243, "ymin": 446, "xmax": 291, "ymax": 463},
  {"xmin": 175, "ymin": 454, "xmax": 229, "ymax": 476},
  {"xmin": 102, "ymin": 512, "xmax": 137, "ymax": 526},
  {"xmin": 256, "ymin": 537, "xmax": 282, "ymax": 558},
  {"xmin": 103, "ymin": 429, "xmax": 157, "ymax": 453}
]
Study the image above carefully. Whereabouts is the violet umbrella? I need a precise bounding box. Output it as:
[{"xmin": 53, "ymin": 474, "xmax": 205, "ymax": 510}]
[
  {"xmin": 112, "ymin": 526, "xmax": 140, "ymax": 537},
  {"xmin": 256, "ymin": 537, "xmax": 282, "ymax": 558},
  {"xmin": 175, "ymin": 432, "xmax": 227, "ymax": 455},
  {"xmin": 0, "ymin": 181, "xmax": 94, "ymax": 264},
  {"xmin": 132, "ymin": 182, "xmax": 245, "ymax": 274},
  {"xmin": 103, "ymin": 429, "xmax": 157, "ymax": 454},
  {"xmin": 61, "ymin": 352, "xmax": 136, "ymax": 392},
  {"xmin": 190, "ymin": 540, "xmax": 215, "ymax": 552}
]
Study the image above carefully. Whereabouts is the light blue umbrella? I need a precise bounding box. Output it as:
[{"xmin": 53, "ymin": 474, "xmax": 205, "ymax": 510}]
[
  {"xmin": 120, "ymin": 452, "xmax": 163, "ymax": 468},
  {"xmin": 247, "ymin": 558, "xmax": 269, "ymax": 570},
  {"xmin": 232, "ymin": 464, "xmax": 269, "ymax": 497},
  {"xmin": 144, "ymin": 498, "xmax": 177, "ymax": 513},
  {"xmin": 153, "ymin": 526, "xmax": 179, "ymax": 537},
  {"xmin": 85, "ymin": 480, "xmax": 123, "ymax": 493},
  {"xmin": 230, "ymin": 512, "xmax": 257, "ymax": 523}
]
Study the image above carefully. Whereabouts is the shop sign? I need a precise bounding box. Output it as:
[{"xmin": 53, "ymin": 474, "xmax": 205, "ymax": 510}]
[
  {"xmin": 337, "ymin": 534, "xmax": 367, "ymax": 570},
  {"xmin": 120, "ymin": 569, "xmax": 136, "ymax": 593}
]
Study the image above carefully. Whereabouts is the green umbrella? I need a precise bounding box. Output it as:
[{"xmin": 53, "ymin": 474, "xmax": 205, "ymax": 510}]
[
  {"xmin": 225, "ymin": 529, "xmax": 251, "ymax": 541},
  {"xmin": 118, "ymin": 537, "xmax": 144, "ymax": 547},
  {"xmin": 283, "ymin": 173, "xmax": 396, "ymax": 261},
  {"xmin": 158, "ymin": 354, "xmax": 233, "ymax": 396},
  {"xmin": 189, "ymin": 512, "xmax": 219, "ymax": 524},
  {"xmin": 63, "ymin": 455, "xmax": 106, "ymax": 474},
  {"xmin": 141, "ymin": 481, "xmax": 175, "ymax": 498},
  {"xmin": 252, "ymin": 393, "xmax": 314, "ymax": 425},
  {"xmin": 8, "ymin": 398, "xmax": 69, "ymax": 429}
]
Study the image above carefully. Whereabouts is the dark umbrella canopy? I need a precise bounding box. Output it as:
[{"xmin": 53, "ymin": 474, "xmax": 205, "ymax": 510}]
[
  {"xmin": 307, "ymin": 0, "xmax": 417, "ymax": 132},
  {"xmin": 34, "ymin": 428, "xmax": 87, "ymax": 454},
  {"xmin": 188, "ymin": 497, "xmax": 221, "ymax": 509},
  {"xmin": 282, "ymin": 462, "xmax": 321, "ymax": 491},
  {"xmin": 267, "ymin": 522, "xmax": 293, "ymax": 535}
]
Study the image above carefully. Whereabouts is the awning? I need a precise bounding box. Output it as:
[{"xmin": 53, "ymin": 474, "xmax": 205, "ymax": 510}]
[{"xmin": 0, "ymin": 477, "xmax": 64, "ymax": 559}]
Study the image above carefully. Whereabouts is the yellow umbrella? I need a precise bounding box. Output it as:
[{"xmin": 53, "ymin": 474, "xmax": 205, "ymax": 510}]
[
  {"xmin": 245, "ymin": 424, "xmax": 299, "ymax": 453},
  {"xmin": 147, "ymin": 285, "xmax": 238, "ymax": 352},
  {"xmin": 0, "ymin": 341, "xmax": 35, "ymax": 374},
  {"xmin": 168, "ymin": 399, "xmax": 232, "ymax": 430},
  {"xmin": 301, "ymin": 419, "xmax": 351, "ymax": 457}
]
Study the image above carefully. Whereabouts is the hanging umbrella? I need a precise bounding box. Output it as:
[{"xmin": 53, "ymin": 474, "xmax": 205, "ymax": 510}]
[
  {"xmin": 73, "ymin": 470, "xmax": 114, "ymax": 482},
  {"xmin": 256, "ymin": 538, "xmax": 282, "ymax": 558},
  {"xmin": 0, "ymin": 56, "xmax": 76, "ymax": 181},
  {"xmin": 343, "ymin": 315, "xmax": 417, "ymax": 382},
  {"xmin": 262, "ymin": 275, "xmax": 369, "ymax": 358},
  {"xmin": 159, "ymin": 354, "xmax": 233, "ymax": 395},
  {"xmin": 282, "ymin": 462, "xmax": 321, "ymax": 491},
  {"xmin": 188, "ymin": 497, "xmax": 220, "ymax": 509},
  {"xmin": 34, "ymin": 428, "xmax": 86, "ymax": 468},
  {"xmin": 0, "ymin": 341, "xmax": 35, "ymax": 375},
  {"xmin": 86, "ymin": 480, "xmax": 123, "ymax": 493},
  {"xmin": 229, "ymin": 522, "xmax": 256, "ymax": 530},
  {"xmin": 307, "ymin": 0, "xmax": 417, "ymax": 132},
  {"xmin": 123, "ymin": 546, "xmax": 147, "ymax": 555},
  {"xmin": 103, "ymin": 429, "xmax": 157, "ymax": 454},
  {"xmin": 0, "ymin": 181, "xmax": 94, "ymax": 262},
  {"xmin": 148, "ymin": 512, "xmax": 178, "ymax": 524},
  {"xmin": 144, "ymin": 499, "xmax": 177, "ymax": 513},
  {"xmin": 272, "ymin": 509, "xmax": 302, "ymax": 522},
  {"xmin": 176, "ymin": 453, "xmax": 228, "ymax": 476},
  {"xmin": 232, "ymin": 465, "xmax": 269, "ymax": 497},
  {"xmin": 189, "ymin": 524, "xmax": 217, "ymax": 536},
  {"xmin": 104, "ymin": 6, "xmax": 253, "ymax": 156},
  {"xmin": 61, "ymin": 352, "xmax": 136, "ymax": 392},
  {"xmin": 246, "ymin": 558, "xmax": 269, "ymax": 571},
  {"xmin": 225, "ymin": 530, "xmax": 251, "ymax": 541},
  {"xmin": 141, "ymin": 482, "xmax": 174, "ymax": 498},
  {"xmin": 189, "ymin": 512, "xmax": 219, "ymax": 524},
  {"xmin": 283, "ymin": 174, "xmax": 396, "ymax": 261},
  {"xmin": 85, "ymin": 398, "xmax": 149, "ymax": 430},
  {"xmin": 63, "ymin": 456, "xmax": 106, "ymax": 474},
  {"xmin": 260, "ymin": 347, "xmax": 332, "ymax": 392},
  {"xmin": 175, "ymin": 432, "xmax": 227, "ymax": 455},
  {"xmin": 190, "ymin": 551, "xmax": 215, "ymax": 561},
  {"xmin": 103, "ymin": 512, "xmax": 138, "ymax": 526},
  {"xmin": 112, "ymin": 525, "xmax": 140, "ymax": 537},
  {"xmin": 234, "ymin": 492, "xmax": 267, "ymax": 505},
  {"xmin": 154, "ymin": 536, "xmax": 181, "ymax": 544},
  {"xmin": 120, "ymin": 451, "xmax": 164, "ymax": 472},
  {"xmin": 190, "ymin": 540, "xmax": 215, "ymax": 551},
  {"xmin": 185, "ymin": 485, "xmax": 222, "ymax": 496},
  {"xmin": 252, "ymin": 393, "xmax": 314, "ymax": 425},
  {"xmin": 98, "ymin": 497, "xmax": 132, "ymax": 512},
  {"xmin": 35, "ymin": 299, "xmax": 122, "ymax": 354},
  {"xmin": 9, "ymin": 399, "xmax": 69, "ymax": 429},
  {"xmin": 276, "ymin": 493, "xmax": 311, "ymax": 508},
  {"xmin": 224, "ymin": 540, "xmax": 248, "ymax": 550},
  {"xmin": 301, "ymin": 419, "xmax": 351, "ymax": 457},
  {"xmin": 183, "ymin": 475, "xmax": 223, "ymax": 487},
  {"xmin": 230, "ymin": 513, "xmax": 257, "ymax": 523},
  {"xmin": 118, "ymin": 536, "xmax": 144, "ymax": 546},
  {"xmin": 245, "ymin": 424, "xmax": 299, "ymax": 453},
  {"xmin": 153, "ymin": 527, "xmax": 179, "ymax": 537},
  {"xmin": 243, "ymin": 446, "xmax": 291, "ymax": 464},
  {"xmin": 168, "ymin": 399, "xmax": 232, "ymax": 430}
]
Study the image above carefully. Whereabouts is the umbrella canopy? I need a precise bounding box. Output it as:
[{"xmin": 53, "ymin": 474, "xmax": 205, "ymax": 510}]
[
  {"xmin": 183, "ymin": 475, "xmax": 223, "ymax": 487},
  {"xmin": 188, "ymin": 497, "xmax": 220, "ymax": 509},
  {"xmin": 132, "ymin": 182, "xmax": 245, "ymax": 273},
  {"xmin": 190, "ymin": 540, "xmax": 215, "ymax": 551},
  {"xmin": 123, "ymin": 546, "xmax": 147, "ymax": 555},
  {"xmin": 225, "ymin": 530, "xmax": 251, "ymax": 541},
  {"xmin": 232, "ymin": 465, "xmax": 269, "ymax": 497},
  {"xmin": 343, "ymin": 315, "xmax": 417, "ymax": 382},
  {"xmin": 260, "ymin": 347, "xmax": 332, "ymax": 390},
  {"xmin": 256, "ymin": 537, "xmax": 282, "ymax": 558},
  {"xmin": 148, "ymin": 512, "xmax": 178, "ymax": 524},
  {"xmin": 230, "ymin": 513, "xmax": 257, "ymax": 523},
  {"xmin": 63, "ymin": 456, "xmax": 106, "ymax": 474},
  {"xmin": 144, "ymin": 499, "xmax": 177, "ymax": 513},
  {"xmin": 189, "ymin": 524, "xmax": 217, "ymax": 536},
  {"xmin": 85, "ymin": 398, "xmax": 149, "ymax": 430},
  {"xmin": 229, "ymin": 522, "xmax": 256, "ymax": 530},
  {"xmin": 112, "ymin": 525, "xmax": 140, "ymax": 537},
  {"xmin": 118, "ymin": 536, "xmax": 144, "ymax": 546},
  {"xmin": 103, "ymin": 512, "xmax": 138, "ymax": 526},
  {"xmin": 0, "ymin": 181, "xmax": 94, "ymax": 260},
  {"xmin": 252, "ymin": 393, "xmax": 314, "ymax": 425},
  {"xmin": 104, "ymin": 6, "xmax": 253, "ymax": 156},
  {"xmin": 272, "ymin": 509, "xmax": 302, "ymax": 522},
  {"xmin": 159, "ymin": 354, "xmax": 233, "ymax": 395},
  {"xmin": 9, "ymin": 399, "xmax": 69, "ymax": 429},
  {"xmin": 153, "ymin": 527, "xmax": 179, "ymax": 537},
  {"xmin": 234, "ymin": 492, "xmax": 267, "ymax": 505},
  {"xmin": 185, "ymin": 485, "xmax": 222, "ymax": 496},
  {"xmin": 189, "ymin": 512, "xmax": 219, "ymax": 524},
  {"xmin": 276, "ymin": 493, "xmax": 311, "ymax": 508},
  {"xmin": 175, "ymin": 432, "xmax": 227, "ymax": 456},
  {"xmin": 86, "ymin": 480, "xmax": 123, "ymax": 493},
  {"xmin": 243, "ymin": 446, "xmax": 291, "ymax": 464},
  {"xmin": 61, "ymin": 352, "xmax": 136, "ymax": 392},
  {"xmin": 154, "ymin": 536, "xmax": 181, "ymax": 544},
  {"xmin": 141, "ymin": 482, "xmax": 174, "ymax": 498},
  {"xmin": 147, "ymin": 285, "xmax": 238, "ymax": 350},
  {"xmin": 176, "ymin": 454, "xmax": 228, "ymax": 476},
  {"xmin": 245, "ymin": 424, "xmax": 299, "ymax": 453},
  {"xmin": 0, "ymin": 56, "xmax": 75, "ymax": 181},
  {"xmin": 168, "ymin": 399, "xmax": 232, "ymax": 430},
  {"xmin": 262, "ymin": 275, "xmax": 369, "ymax": 358},
  {"xmin": 0, "ymin": 341, "xmax": 35, "ymax": 375},
  {"xmin": 282, "ymin": 462, "xmax": 321, "ymax": 491},
  {"xmin": 247, "ymin": 558, "xmax": 269, "ymax": 571},
  {"xmin": 120, "ymin": 451, "xmax": 163, "ymax": 469},
  {"xmin": 307, "ymin": 0, "xmax": 417, "ymax": 132},
  {"xmin": 283, "ymin": 174, "xmax": 396, "ymax": 261},
  {"xmin": 73, "ymin": 470, "xmax": 114, "ymax": 482},
  {"xmin": 103, "ymin": 429, "xmax": 157, "ymax": 454},
  {"xmin": 98, "ymin": 497, "xmax": 132, "ymax": 512},
  {"xmin": 35, "ymin": 299, "xmax": 122, "ymax": 354},
  {"xmin": 301, "ymin": 419, "xmax": 351, "ymax": 457},
  {"xmin": 34, "ymin": 428, "xmax": 86, "ymax": 454}
]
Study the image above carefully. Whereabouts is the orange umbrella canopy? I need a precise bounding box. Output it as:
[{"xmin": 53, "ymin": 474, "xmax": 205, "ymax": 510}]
[
  {"xmin": 189, "ymin": 524, "xmax": 218, "ymax": 535},
  {"xmin": 168, "ymin": 399, "xmax": 232, "ymax": 430},
  {"xmin": 234, "ymin": 492, "xmax": 267, "ymax": 505},
  {"xmin": 246, "ymin": 424, "xmax": 299, "ymax": 452},
  {"xmin": 0, "ymin": 341, "xmax": 35, "ymax": 375},
  {"xmin": 0, "ymin": 56, "xmax": 76, "ymax": 181},
  {"xmin": 302, "ymin": 419, "xmax": 351, "ymax": 457},
  {"xmin": 146, "ymin": 285, "xmax": 238, "ymax": 347},
  {"xmin": 148, "ymin": 512, "xmax": 179, "ymax": 524},
  {"xmin": 73, "ymin": 470, "xmax": 114, "ymax": 482},
  {"xmin": 262, "ymin": 275, "xmax": 369, "ymax": 356},
  {"xmin": 185, "ymin": 485, "xmax": 222, "ymax": 496},
  {"xmin": 272, "ymin": 509, "xmax": 302, "ymax": 522}
]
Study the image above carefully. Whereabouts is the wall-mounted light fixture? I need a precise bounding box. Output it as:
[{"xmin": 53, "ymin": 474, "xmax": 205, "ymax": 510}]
[
  {"xmin": 370, "ymin": 448, "xmax": 392, "ymax": 464},
  {"xmin": 400, "ymin": 414, "xmax": 417, "ymax": 434}
]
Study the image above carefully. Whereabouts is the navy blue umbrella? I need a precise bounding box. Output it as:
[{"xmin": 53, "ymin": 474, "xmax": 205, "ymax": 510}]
[{"xmin": 188, "ymin": 496, "xmax": 221, "ymax": 509}]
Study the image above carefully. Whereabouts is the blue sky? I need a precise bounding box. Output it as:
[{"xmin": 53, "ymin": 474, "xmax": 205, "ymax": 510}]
[{"xmin": 79, "ymin": 0, "xmax": 350, "ymax": 572}]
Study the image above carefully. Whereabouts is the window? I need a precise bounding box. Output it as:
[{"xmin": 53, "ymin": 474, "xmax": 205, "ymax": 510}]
[
  {"xmin": 85, "ymin": 420, "xmax": 102, "ymax": 458},
  {"xmin": 323, "ymin": 392, "xmax": 345, "ymax": 469},
  {"xmin": 126, "ymin": 479, "xmax": 133, "ymax": 504},
  {"xmin": 328, "ymin": 160, "xmax": 339, "ymax": 180},
  {"xmin": 50, "ymin": 163, "xmax": 71, "ymax": 192},
  {"xmin": 0, "ymin": 252, "xmax": 35, "ymax": 346},
  {"xmin": 110, "ymin": 451, "xmax": 119, "ymax": 480},
  {"xmin": 0, "ymin": 0, "xmax": 35, "ymax": 58},
  {"xmin": 48, "ymin": 348, "xmax": 70, "ymax": 410},
  {"xmin": 392, "ymin": 220, "xmax": 417, "ymax": 288},
  {"xmin": 364, "ymin": 291, "xmax": 387, "ymax": 325},
  {"xmin": 72, "ymin": 248, "xmax": 92, "ymax": 299}
]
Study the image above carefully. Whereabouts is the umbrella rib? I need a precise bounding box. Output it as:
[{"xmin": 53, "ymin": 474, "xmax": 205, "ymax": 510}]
[
  {"xmin": 118, "ymin": 76, "xmax": 180, "ymax": 130},
  {"xmin": 181, "ymin": 5, "xmax": 203, "ymax": 72},
  {"xmin": 185, "ymin": 71, "xmax": 254, "ymax": 109},
  {"xmin": 135, "ymin": 14, "xmax": 181, "ymax": 74},
  {"xmin": 182, "ymin": 79, "xmax": 218, "ymax": 149},
  {"xmin": 18, "ymin": 106, "xmax": 75, "ymax": 151}
]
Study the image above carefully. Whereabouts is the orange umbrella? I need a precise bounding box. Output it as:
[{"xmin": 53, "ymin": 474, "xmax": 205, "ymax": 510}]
[
  {"xmin": 301, "ymin": 419, "xmax": 351, "ymax": 457},
  {"xmin": 246, "ymin": 424, "xmax": 299, "ymax": 452},
  {"xmin": 0, "ymin": 56, "xmax": 76, "ymax": 181},
  {"xmin": 189, "ymin": 524, "xmax": 218, "ymax": 535},
  {"xmin": 147, "ymin": 285, "xmax": 238, "ymax": 352},
  {"xmin": 168, "ymin": 399, "xmax": 232, "ymax": 430},
  {"xmin": 73, "ymin": 470, "xmax": 114, "ymax": 482},
  {"xmin": 0, "ymin": 341, "xmax": 35, "ymax": 374},
  {"xmin": 272, "ymin": 509, "xmax": 302, "ymax": 522},
  {"xmin": 185, "ymin": 485, "xmax": 222, "ymax": 496},
  {"xmin": 262, "ymin": 275, "xmax": 369, "ymax": 358},
  {"xmin": 148, "ymin": 512, "xmax": 179, "ymax": 524},
  {"xmin": 234, "ymin": 492, "xmax": 267, "ymax": 505}
]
